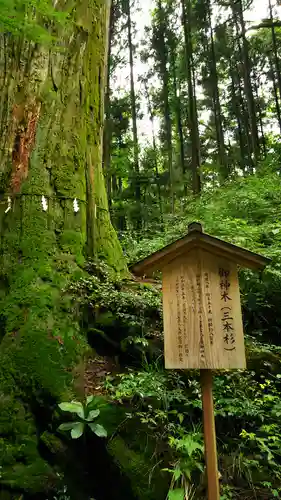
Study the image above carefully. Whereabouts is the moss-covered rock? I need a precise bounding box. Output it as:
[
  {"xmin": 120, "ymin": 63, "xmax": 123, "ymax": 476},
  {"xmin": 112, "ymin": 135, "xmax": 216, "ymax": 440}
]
[{"xmin": 108, "ymin": 436, "xmax": 168, "ymax": 500}]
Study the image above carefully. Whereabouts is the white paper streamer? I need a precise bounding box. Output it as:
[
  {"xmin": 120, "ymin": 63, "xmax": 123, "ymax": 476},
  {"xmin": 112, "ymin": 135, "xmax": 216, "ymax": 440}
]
[
  {"xmin": 5, "ymin": 196, "xmax": 11, "ymax": 214},
  {"xmin": 73, "ymin": 198, "xmax": 79, "ymax": 213},
  {"xmin": 41, "ymin": 195, "xmax": 48, "ymax": 212}
]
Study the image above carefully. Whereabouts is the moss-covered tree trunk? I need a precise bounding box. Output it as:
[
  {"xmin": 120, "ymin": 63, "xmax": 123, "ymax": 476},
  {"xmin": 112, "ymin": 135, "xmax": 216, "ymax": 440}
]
[{"xmin": 0, "ymin": 0, "xmax": 127, "ymax": 496}]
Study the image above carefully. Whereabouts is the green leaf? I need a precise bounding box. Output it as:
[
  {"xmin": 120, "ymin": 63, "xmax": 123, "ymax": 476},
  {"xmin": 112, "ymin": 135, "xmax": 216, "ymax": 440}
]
[
  {"xmin": 178, "ymin": 413, "xmax": 184, "ymax": 424},
  {"xmin": 70, "ymin": 422, "xmax": 84, "ymax": 439},
  {"xmin": 86, "ymin": 409, "xmax": 100, "ymax": 421},
  {"xmin": 173, "ymin": 468, "xmax": 182, "ymax": 481},
  {"xmin": 168, "ymin": 488, "xmax": 185, "ymax": 500},
  {"xmin": 182, "ymin": 436, "xmax": 204, "ymax": 456},
  {"xmin": 58, "ymin": 401, "xmax": 84, "ymax": 419},
  {"xmin": 86, "ymin": 395, "xmax": 94, "ymax": 405},
  {"xmin": 88, "ymin": 423, "xmax": 107, "ymax": 438},
  {"xmin": 58, "ymin": 422, "xmax": 78, "ymax": 432}
]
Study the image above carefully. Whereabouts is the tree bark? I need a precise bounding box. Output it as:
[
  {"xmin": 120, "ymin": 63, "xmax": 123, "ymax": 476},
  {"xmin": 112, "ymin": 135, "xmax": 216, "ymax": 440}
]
[
  {"xmin": 269, "ymin": 0, "xmax": 281, "ymax": 133},
  {"xmin": 125, "ymin": 0, "xmax": 142, "ymax": 228},
  {"xmin": 181, "ymin": 0, "xmax": 201, "ymax": 195},
  {"xmin": 170, "ymin": 42, "xmax": 186, "ymax": 192},
  {"xmin": 157, "ymin": 0, "xmax": 174, "ymax": 213},
  {"xmin": 0, "ymin": 0, "xmax": 127, "ymax": 494},
  {"xmin": 207, "ymin": 0, "xmax": 227, "ymax": 175},
  {"xmin": 235, "ymin": 0, "xmax": 260, "ymax": 164},
  {"xmin": 144, "ymin": 79, "xmax": 163, "ymax": 226},
  {"xmin": 103, "ymin": 0, "xmax": 115, "ymax": 209}
]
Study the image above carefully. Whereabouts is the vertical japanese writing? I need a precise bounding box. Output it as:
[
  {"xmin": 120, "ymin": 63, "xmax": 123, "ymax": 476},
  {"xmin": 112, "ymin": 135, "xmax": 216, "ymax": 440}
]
[
  {"xmin": 204, "ymin": 272, "xmax": 214, "ymax": 345},
  {"xmin": 219, "ymin": 268, "xmax": 236, "ymax": 351},
  {"xmin": 176, "ymin": 277, "xmax": 183, "ymax": 363},
  {"xmin": 191, "ymin": 283, "xmax": 196, "ymax": 313},
  {"xmin": 196, "ymin": 273, "xmax": 205, "ymax": 360},
  {"xmin": 180, "ymin": 274, "xmax": 189, "ymax": 356}
]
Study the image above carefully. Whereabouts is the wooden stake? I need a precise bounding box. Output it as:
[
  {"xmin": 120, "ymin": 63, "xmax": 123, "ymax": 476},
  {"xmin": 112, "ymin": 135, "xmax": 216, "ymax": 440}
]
[{"xmin": 200, "ymin": 369, "xmax": 220, "ymax": 500}]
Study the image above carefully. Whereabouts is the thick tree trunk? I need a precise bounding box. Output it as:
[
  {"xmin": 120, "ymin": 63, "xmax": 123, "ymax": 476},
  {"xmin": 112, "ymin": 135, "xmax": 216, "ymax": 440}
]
[{"xmin": 0, "ymin": 0, "xmax": 127, "ymax": 495}]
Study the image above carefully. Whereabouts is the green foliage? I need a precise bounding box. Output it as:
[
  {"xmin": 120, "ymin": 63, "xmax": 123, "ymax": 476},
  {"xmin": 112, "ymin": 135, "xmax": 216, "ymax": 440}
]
[
  {"xmin": 164, "ymin": 432, "xmax": 204, "ymax": 500},
  {"xmin": 0, "ymin": 0, "xmax": 69, "ymax": 43},
  {"xmin": 58, "ymin": 395, "xmax": 107, "ymax": 439},
  {"xmin": 68, "ymin": 260, "xmax": 162, "ymax": 361}
]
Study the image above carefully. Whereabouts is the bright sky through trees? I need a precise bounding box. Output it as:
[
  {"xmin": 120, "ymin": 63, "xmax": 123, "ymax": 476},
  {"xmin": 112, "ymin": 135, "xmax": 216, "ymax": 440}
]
[{"xmin": 113, "ymin": 0, "xmax": 281, "ymax": 144}]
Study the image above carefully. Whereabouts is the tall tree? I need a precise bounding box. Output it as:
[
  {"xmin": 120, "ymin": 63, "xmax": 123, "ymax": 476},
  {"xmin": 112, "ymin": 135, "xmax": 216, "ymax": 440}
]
[
  {"xmin": 206, "ymin": 0, "xmax": 227, "ymax": 174},
  {"xmin": 170, "ymin": 34, "xmax": 186, "ymax": 188},
  {"xmin": 103, "ymin": 0, "xmax": 116, "ymax": 208},
  {"xmin": 124, "ymin": 0, "xmax": 142, "ymax": 228},
  {"xmin": 181, "ymin": 0, "xmax": 201, "ymax": 194},
  {"xmin": 0, "ymin": 0, "xmax": 127, "ymax": 494},
  {"xmin": 142, "ymin": 76, "xmax": 164, "ymax": 224},
  {"xmin": 153, "ymin": 0, "xmax": 175, "ymax": 212},
  {"xmin": 233, "ymin": 0, "xmax": 260, "ymax": 164},
  {"xmin": 269, "ymin": 0, "xmax": 281, "ymax": 132}
]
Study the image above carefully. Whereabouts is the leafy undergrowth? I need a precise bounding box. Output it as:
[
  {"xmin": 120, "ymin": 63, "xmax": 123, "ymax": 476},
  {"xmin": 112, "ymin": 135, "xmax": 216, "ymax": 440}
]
[
  {"xmin": 66, "ymin": 171, "xmax": 281, "ymax": 499},
  {"xmin": 102, "ymin": 340, "xmax": 281, "ymax": 500},
  {"xmin": 62, "ymin": 249, "xmax": 281, "ymax": 500},
  {"xmin": 9, "ymin": 170, "xmax": 281, "ymax": 500}
]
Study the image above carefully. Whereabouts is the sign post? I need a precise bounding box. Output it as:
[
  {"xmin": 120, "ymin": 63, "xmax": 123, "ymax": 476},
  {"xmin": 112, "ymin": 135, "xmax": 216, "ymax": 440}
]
[
  {"xmin": 200, "ymin": 369, "xmax": 220, "ymax": 500},
  {"xmin": 131, "ymin": 222, "xmax": 270, "ymax": 499}
]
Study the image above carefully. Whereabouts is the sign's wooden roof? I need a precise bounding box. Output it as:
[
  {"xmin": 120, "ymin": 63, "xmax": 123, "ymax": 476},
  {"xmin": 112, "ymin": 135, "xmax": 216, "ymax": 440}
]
[{"xmin": 130, "ymin": 222, "xmax": 271, "ymax": 277}]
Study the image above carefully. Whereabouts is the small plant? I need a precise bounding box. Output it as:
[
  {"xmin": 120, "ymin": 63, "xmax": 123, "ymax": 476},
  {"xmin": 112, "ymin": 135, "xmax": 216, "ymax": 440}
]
[
  {"xmin": 58, "ymin": 395, "xmax": 107, "ymax": 439},
  {"xmin": 164, "ymin": 431, "xmax": 204, "ymax": 500}
]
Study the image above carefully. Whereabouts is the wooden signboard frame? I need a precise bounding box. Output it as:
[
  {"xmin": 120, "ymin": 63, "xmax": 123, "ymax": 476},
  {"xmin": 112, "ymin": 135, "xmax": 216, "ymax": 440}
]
[
  {"xmin": 130, "ymin": 223, "xmax": 270, "ymax": 500},
  {"xmin": 162, "ymin": 249, "xmax": 246, "ymax": 370}
]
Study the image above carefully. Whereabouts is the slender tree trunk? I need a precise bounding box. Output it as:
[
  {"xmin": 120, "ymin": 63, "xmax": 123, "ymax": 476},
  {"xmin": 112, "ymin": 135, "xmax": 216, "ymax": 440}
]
[
  {"xmin": 144, "ymin": 80, "xmax": 163, "ymax": 226},
  {"xmin": 269, "ymin": 0, "xmax": 281, "ymax": 132},
  {"xmin": 157, "ymin": 0, "xmax": 174, "ymax": 212},
  {"xmin": 235, "ymin": 0, "xmax": 260, "ymax": 163},
  {"xmin": 170, "ymin": 43, "xmax": 186, "ymax": 191},
  {"xmin": 207, "ymin": 1, "xmax": 227, "ymax": 174},
  {"xmin": 236, "ymin": 69, "xmax": 254, "ymax": 171},
  {"xmin": 181, "ymin": 0, "xmax": 201, "ymax": 194},
  {"xmin": 253, "ymin": 70, "xmax": 266, "ymax": 156},
  {"xmin": 0, "ymin": 1, "xmax": 127, "ymax": 494},
  {"xmin": 125, "ymin": 0, "xmax": 141, "ymax": 228},
  {"xmin": 270, "ymin": 56, "xmax": 281, "ymax": 133},
  {"xmin": 230, "ymin": 30, "xmax": 254, "ymax": 171},
  {"xmin": 230, "ymin": 70, "xmax": 246, "ymax": 172}
]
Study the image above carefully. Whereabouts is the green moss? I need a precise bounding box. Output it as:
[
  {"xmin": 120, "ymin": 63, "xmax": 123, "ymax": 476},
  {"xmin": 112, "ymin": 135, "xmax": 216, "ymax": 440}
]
[
  {"xmin": 40, "ymin": 431, "xmax": 66, "ymax": 455},
  {"xmin": 0, "ymin": 0, "xmax": 128, "ymax": 496},
  {"xmin": 0, "ymin": 395, "xmax": 56, "ymax": 493},
  {"xmin": 108, "ymin": 436, "xmax": 167, "ymax": 500}
]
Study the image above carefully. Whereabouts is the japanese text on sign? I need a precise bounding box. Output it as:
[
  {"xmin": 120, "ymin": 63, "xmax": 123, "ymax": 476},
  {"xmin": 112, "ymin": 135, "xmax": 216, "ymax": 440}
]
[
  {"xmin": 219, "ymin": 268, "xmax": 236, "ymax": 351},
  {"xmin": 196, "ymin": 273, "xmax": 205, "ymax": 361},
  {"xmin": 176, "ymin": 276, "xmax": 190, "ymax": 363},
  {"xmin": 204, "ymin": 272, "xmax": 214, "ymax": 345}
]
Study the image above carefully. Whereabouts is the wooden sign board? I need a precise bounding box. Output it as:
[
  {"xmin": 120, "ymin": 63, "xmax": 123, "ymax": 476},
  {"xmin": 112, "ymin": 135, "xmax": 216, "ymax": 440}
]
[{"xmin": 163, "ymin": 248, "xmax": 246, "ymax": 370}]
